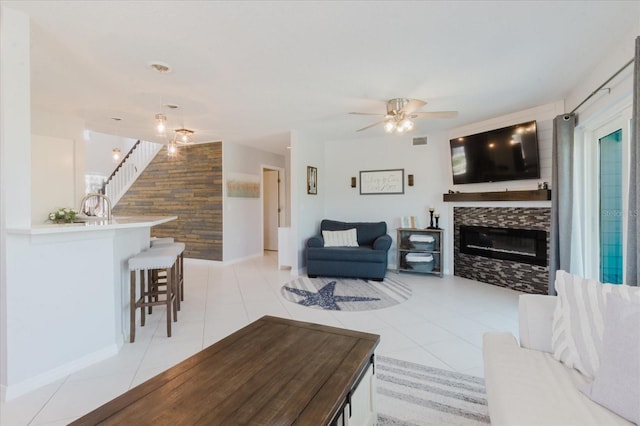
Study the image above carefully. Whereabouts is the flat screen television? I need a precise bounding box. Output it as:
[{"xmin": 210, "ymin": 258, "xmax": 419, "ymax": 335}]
[{"xmin": 449, "ymin": 120, "xmax": 540, "ymax": 184}]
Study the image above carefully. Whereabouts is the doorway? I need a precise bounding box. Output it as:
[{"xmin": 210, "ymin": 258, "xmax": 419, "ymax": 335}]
[
  {"xmin": 580, "ymin": 105, "xmax": 631, "ymax": 283},
  {"xmin": 598, "ymin": 129, "xmax": 623, "ymax": 283},
  {"xmin": 262, "ymin": 167, "xmax": 285, "ymax": 252}
]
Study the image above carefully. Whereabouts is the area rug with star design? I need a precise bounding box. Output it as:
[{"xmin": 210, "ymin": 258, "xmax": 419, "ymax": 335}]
[{"xmin": 280, "ymin": 275, "xmax": 411, "ymax": 311}]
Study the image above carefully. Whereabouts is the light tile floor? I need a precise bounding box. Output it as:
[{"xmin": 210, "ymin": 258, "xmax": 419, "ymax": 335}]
[{"xmin": 1, "ymin": 252, "xmax": 521, "ymax": 426}]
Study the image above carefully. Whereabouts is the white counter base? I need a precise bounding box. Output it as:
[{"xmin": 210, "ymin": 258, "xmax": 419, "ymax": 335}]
[{"xmin": 2, "ymin": 216, "xmax": 176, "ymax": 401}]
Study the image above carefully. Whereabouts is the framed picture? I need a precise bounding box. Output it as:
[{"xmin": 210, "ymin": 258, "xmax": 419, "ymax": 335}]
[
  {"xmin": 359, "ymin": 169, "xmax": 404, "ymax": 195},
  {"xmin": 226, "ymin": 172, "xmax": 260, "ymax": 198},
  {"xmin": 307, "ymin": 166, "xmax": 317, "ymax": 195}
]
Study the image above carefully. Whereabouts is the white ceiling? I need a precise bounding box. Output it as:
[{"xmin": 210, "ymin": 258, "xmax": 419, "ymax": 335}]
[{"xmin": 4, "ymin": 1, "xmax": 639, "ymax": 154}]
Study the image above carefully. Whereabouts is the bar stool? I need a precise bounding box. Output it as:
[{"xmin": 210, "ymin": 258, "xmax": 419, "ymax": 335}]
[
  {"xmin": 150, "ymin": 237, "xmax": 174, "ymax": 246},
  {"xmin": 150, "ymin": 239, "xmax": 182, "ymax": 285},
  {"xmin": 128, "ymin": 250, "xmax": 178, "ymax": 342},
  {"xmin": 147, "ymin": 242, "xmax": 185, "ymax": 311}
]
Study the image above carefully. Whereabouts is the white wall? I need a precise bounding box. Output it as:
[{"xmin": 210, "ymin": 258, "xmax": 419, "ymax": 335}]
[
  {"xmin": 31, "ymin": 107, "xmax": 86, "ymax": 208},
  {"xmin": 31, "ymin": 135, "xmax": 76, "ymax": 224},
  {"xmin": 84, "ymin": 131, "xmax": 137, "ymax": 177},
  {"xmin": 1, "ymin": 7, "xmax": 31, "ymax": 229},
  {"xmin": 1, "ymin": 6, "xmax": 31, "ymax": 397},
  {"xmin": 320, "ymin": 101, "xmax": 561, "ymax": 274},
  {"xmin": 283, "ymin": 147, "xmax": 291, "ymax": 227},
  {"xmin": 323, "ymin": 133, "xmax": 444, "ymax": 269},
  {"xmin": 290, "ymin": 131, "xmax": 325, "ymax": 273},
  {"xmin": 565, "ymin": 26, "xmax": 639, "ymax": 120},
  {"xmin": 223, "ymin": 141, "xmax": 286, "ymax": 262}
]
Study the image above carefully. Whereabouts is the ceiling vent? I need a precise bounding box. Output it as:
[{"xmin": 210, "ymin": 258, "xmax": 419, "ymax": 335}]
[{"xmin": 412, "ymin": 136, "xmax": 428, "ymax": 146}]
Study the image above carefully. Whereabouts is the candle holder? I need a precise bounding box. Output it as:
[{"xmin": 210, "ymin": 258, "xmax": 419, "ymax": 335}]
[
  {"xmin": 434, "ymin": 214, "xmax": 440, "ymax": 229},
  {"xmin": 428, "ymin": 209, "xmax": 435, "ymax": 229}
]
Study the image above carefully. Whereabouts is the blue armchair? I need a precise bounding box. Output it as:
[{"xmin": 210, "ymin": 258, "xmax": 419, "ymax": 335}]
[{"xmin": 306, "ymin": 219, "xmax": 392, "ymax": 281}]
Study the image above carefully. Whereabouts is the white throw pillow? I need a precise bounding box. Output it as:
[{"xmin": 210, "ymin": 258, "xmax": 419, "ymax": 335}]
[
  {"xmin": 322, "ymin": 229, "xmax": 358, "ymax": 247},
  {"xmin": 551, "ymin": 270, "xmax": 640, "ymax": 378},
  {"xmin": 581, "ymin": 294, "xmax": 640, "ymax": 425}
]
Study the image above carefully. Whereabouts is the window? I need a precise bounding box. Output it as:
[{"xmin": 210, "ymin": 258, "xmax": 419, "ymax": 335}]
[
  {"xmin": 576, "ymin": 103, "xmax": 631, "ymax": 283},
  {"xmin": 599, "ymin": 129, "xmax": 623, "ymax": 283}
]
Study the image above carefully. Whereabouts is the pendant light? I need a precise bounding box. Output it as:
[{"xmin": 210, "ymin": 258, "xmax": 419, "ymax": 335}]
[
  {"xmin": 167, "ymin": 128, "xmax": 178, "ymax": 156},
  {"xmin": 155, "ymin": 113, "xmax": 167, "ymax": 136},
  {"xmin": 175, "ymin": 128, "xmax": 194, "ymax": 144},
  {"xmin": 167, "ymin": 138, "xmax": 177, "ymax": 156}
]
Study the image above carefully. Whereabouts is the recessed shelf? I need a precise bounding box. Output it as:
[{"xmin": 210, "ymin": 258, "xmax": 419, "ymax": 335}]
[{"xmin": 442, "ymin": 189, "xmax": 551, "ymax": 202}]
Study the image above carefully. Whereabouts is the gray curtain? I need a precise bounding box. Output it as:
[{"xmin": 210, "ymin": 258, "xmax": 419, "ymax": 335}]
[
  {"xmin": 549, "ymin": 113, "xmax": 576, "ymax": 295},
  {"xmin": 626, "ymin": 36, "xmax": 639, "ymax": 286}
]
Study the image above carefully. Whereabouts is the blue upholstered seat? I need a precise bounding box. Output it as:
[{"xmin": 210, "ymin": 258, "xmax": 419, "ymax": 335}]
[{"xmin": 306, "ymin": 219, "xmax": 392, "ymax": 280}]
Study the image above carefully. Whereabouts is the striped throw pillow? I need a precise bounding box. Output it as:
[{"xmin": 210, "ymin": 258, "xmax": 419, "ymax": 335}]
[
  {"xmin": 551, "ymin": 270, "xmax": 640, "ymax": 378},
  {"xmin": 322, "ymin": 228, "xmax": 358, "ymax": 247}
]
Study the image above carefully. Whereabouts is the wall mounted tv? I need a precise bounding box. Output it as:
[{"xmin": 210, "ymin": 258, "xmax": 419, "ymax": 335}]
[{"xmin": 449, "ymin": 120, "xmax": 540, "ymax": 184}]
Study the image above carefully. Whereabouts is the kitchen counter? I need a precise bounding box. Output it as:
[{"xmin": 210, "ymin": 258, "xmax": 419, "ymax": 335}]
[
  {"xmin": 7, "ymin": 215, "xmax": 177, "ymax": 235},
  {"xmin": 3, "ymin": 215, "xmax": 178, "ymax": 400}
]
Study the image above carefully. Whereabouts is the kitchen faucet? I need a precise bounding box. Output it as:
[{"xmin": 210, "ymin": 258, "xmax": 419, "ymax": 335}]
[{"xmin": 79, "ymin": 193, "xmax": 112, "ymax": 221}]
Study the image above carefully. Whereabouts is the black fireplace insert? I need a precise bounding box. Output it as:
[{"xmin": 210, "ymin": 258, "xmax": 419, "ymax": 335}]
[{"xmin": 459, "ymin": 225, "xmax": 547, "ymax": 266}]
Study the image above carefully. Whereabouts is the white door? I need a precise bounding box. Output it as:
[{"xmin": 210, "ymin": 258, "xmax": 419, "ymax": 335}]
[{"xmin": 263, "ymin": 169, "xmax": 279, "ymax": 251}]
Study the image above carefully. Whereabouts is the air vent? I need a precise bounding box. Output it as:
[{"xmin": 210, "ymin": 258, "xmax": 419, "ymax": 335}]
[{"xmin": 412, "ymin": 136, "xmax": 428, "ymax": 146}]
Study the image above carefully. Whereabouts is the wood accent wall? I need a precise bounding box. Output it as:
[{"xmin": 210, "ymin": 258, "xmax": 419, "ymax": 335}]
[{"xmin": 113, "ymin": 142, "xmax": 222, "ymax": 261}]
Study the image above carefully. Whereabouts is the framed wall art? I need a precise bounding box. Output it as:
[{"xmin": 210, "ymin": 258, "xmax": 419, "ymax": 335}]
[
  {"xmin": 307, "ymin": 166, "xmax": 317, "ymax": 195},
  {"xmin": 226, "ymin": 172, "xmax": 260, "ymax": 198},
  {"xmin": 359, "ymin": 169, "xmax": 404, "ymax": 195}
]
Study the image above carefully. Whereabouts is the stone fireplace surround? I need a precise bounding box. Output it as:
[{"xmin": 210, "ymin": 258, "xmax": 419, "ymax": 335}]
[{"xmin": 453, "ymin": 207, "xmax": 550, "ymax": 294}]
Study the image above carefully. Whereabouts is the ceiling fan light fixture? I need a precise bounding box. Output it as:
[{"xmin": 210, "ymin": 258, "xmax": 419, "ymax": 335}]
[
  {"xmin": 384, "ymin": 121, "xmax": 396, "ymax": 133},
  {"xmin": 351, "ymin": 98, "xmax": 458, "ymax": 134},
  {"xmin": 400, "ymin": 118, "xmax": 414, "ymax": 132}
]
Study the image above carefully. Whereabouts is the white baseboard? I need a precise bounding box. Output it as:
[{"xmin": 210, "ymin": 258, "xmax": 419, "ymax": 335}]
[
  {"xmin": 222, "ymin": 253, "xmax": 263, "ymax": 265},
  {"xmin": 183, "ymin": 257, "xmax": 222, "ymax": 267},
  {"xmin": 2, "ymin": 344, "xmax": 119, "ymax": 402},
  {"xmin": 184, "ymin": 253, "xmax": 264, "ymax": 268}
]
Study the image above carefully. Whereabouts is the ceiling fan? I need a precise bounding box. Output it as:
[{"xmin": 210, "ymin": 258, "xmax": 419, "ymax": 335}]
[{"xmin": 349, "ymin": 98, "xmax": 458, "ymax": 133}]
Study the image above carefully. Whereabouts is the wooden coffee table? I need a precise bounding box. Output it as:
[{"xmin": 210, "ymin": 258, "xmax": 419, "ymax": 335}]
[{"xmin": 70, "ymin": 316, "xmax": 380, "ymax": 425}]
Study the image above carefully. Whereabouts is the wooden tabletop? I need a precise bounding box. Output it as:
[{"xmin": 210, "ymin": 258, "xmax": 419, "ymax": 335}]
[{"xmin": 70, "ymin": 316, "xmax": 380, "ymax": 425}]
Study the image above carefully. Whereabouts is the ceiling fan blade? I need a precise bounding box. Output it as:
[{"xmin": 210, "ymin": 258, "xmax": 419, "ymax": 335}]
[
  {"xmin": 411, "ymin": 111, "xmax": 459, "ymax": 119},
  {"xmin": 349, "ymin": 112, "xmax": 385, "ymax": 116},
  {"xmin": 402, "ymin": 99, "xmax": 427, "ymax": 113},
  {"xmin": 356, "ymin": 120, "xmax": 387, "ymax": 132}
]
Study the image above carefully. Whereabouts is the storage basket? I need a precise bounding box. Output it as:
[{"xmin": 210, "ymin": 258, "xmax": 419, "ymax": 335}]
[
  {"xmin": 409, "ymin": 234, "xmax": 435, "ymax": 251},
  {"xmin": 405, "ymin": 253, "xmax": 434, "ymax": 273}
]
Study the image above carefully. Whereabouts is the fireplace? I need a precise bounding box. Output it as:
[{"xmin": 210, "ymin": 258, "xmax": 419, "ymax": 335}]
[
  {"xmin": 453, "ymin": 207, "xmax": 550, "ymax": 294},
  {"xmin": 460, "ymin": 225, "xmax": 547, "ymax": 267}
]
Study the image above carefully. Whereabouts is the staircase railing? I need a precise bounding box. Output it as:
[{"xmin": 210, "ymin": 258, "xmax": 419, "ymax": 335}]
[{"xmin": 103, "ymin": 140, "xmax": 162, "ymax": 206}]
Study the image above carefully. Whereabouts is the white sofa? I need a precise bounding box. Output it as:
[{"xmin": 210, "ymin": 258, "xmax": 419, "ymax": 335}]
[{"xmin": 483, "ymin": 294, "xmax": 633, "ymax": 426}]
